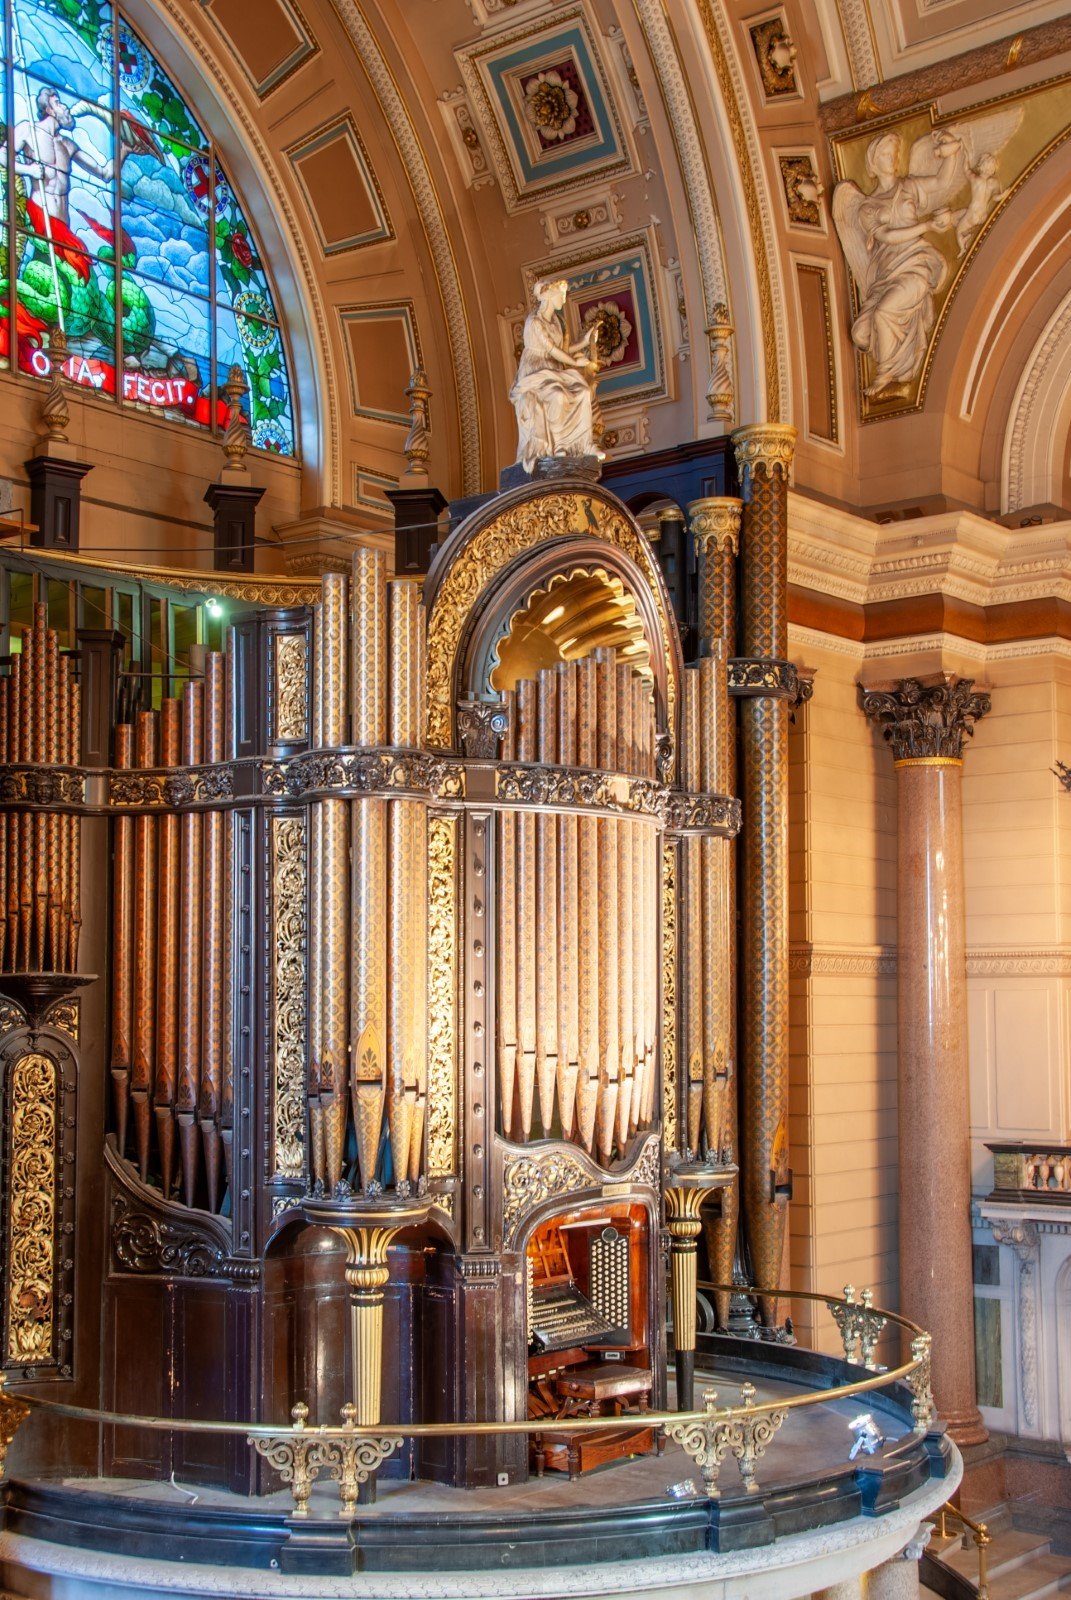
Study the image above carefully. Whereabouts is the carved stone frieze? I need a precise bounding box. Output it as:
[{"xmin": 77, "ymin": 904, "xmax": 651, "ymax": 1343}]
[
  {"xmin": 456, "ymin": 699, "xmax": 511, "ymax": 759},
  {"xmin": 860, "ymin": 676, "xmax": 992, "ymax": 761},
  {"xmin": 501, "ymin": 1132, "xmax": 660, "ymax": 1246},
  {"xmin": 108, "ymin": 765, "xmax": 234, "ymax": 808},
  {"xmin": 261, "ymin": 750, "xmax": 465, "ymax": 803},
  {"xmin": 0, "ymin": 768, "xmax": 85, "ymax": 806}
]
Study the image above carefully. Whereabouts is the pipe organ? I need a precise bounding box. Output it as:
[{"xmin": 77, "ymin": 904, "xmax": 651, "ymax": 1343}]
[{"xmin": 0, "ymin": 468, "xmax": 792, "ymax": 1494}]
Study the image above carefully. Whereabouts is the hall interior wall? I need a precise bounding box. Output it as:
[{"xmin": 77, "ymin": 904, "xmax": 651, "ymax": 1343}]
[{"xmin": 787, "ymin": 634, "xmax": 898, "ymax": 1355}]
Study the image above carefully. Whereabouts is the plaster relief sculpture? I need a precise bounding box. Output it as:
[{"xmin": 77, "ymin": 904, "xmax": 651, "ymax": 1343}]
[
  {"xmin": 510, "ymin": 278, "xmax": 603, "ymax": 473},
  {"xmin": 833, "ymin": 109, "xmax": 1023, "ymax": 405}
]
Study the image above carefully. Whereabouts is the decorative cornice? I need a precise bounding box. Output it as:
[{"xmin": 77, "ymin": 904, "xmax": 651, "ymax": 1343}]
[
  {"xmin": 0, "ymin": 768, "xmax": 85, "ymax": 806},
  {"xmin": 495, "ymin": 765, "xmax": 740, "ymax": 835},
  {"xmin": 688, "ymin": 496, "xmax": 741, "ymax": 554},
  {"xmin": 108, "ymin": 766, "xmax": 233, "ymax": 809},
  {"xmin": 789, "ymin": 943, "xmax": 896, "ymax": 977},
  {"xmin": 860, "ymin": 676, "xmax": 991, "ymax": 762}
]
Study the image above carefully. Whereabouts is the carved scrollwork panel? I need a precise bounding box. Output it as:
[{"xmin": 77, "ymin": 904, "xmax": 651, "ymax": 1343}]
[{"xmin": 270, "ymin": 814, "xmax": 307, "ymax": 1181}]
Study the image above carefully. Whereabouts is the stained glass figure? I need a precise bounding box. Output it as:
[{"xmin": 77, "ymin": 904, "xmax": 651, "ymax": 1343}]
[{"xmin": 2, "ymin": 0, "xmax": 295, "ymax": 453}]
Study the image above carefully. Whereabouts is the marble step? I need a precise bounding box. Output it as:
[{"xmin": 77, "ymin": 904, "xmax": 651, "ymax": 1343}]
[{"xmin": 932, "ymin": 1531, "xmax": 1071, "ymax": 1600}]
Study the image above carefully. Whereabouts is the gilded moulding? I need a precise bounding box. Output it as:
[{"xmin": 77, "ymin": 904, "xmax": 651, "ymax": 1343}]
[
  {"xmin": 425, "ymin": 814, "xmax": 459, "ymax": 1180},
  {"xmin": 0, "ymin": 768, "xmax": 85, "ymax": 806},
  {"xmin": 262, "ymin": 751, "xmax": 465, "ymax": 802},
  {"xmin": 109, "ymin": 765, "xmax": 233, "ymax": 808},
  {"xmin": 495, "ymin": 764, "xmax": 740, "ymax": 835},
  {"xmin": 6, "ymin": 1052, "xmax": 57, "ymax": 1366},
  {"xmin": 423, "ymin": 490, "xmax": 678, "ymax": 754},
  {"xmin": 270, "ymin": 814, "xmax": 308, "ymax": 1181},
  {"xmin": 273, "ymin": 634, "xmax": 309, "ymax": 746},
  {"xmin": 728, "ymin": 658, "xmax": 799, "ymax": 699},
  {"xmin": 501, "ymin": 1132, "xmax": 661, "ymax": 1248}
]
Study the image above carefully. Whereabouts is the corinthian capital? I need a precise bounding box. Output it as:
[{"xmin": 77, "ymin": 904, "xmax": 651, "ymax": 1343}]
[
  {"xmin": 860, "ymin": 676, "xmax": 991, "ymax": 762},
  {"xmin": 687, "ymin": 496, "xmax": 741, "ymax": 555},
  {"xmin": 731, "ymin": 423, "xmax": 797, "ymax": 482}
]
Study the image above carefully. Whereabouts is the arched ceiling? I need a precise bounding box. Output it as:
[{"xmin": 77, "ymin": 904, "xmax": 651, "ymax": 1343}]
[{"xmin": 21, "ymin": 0, "xmax": 1071, "ymax": 569}]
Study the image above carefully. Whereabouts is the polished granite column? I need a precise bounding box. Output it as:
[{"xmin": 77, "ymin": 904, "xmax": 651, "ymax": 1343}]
[
  {"xmin": 862, "ymin": 676, "xmax": 990, "ymax": 1447},
  {"xmin": 732, "ymin": 424, "xmax": 797, "ymax": 1332}
]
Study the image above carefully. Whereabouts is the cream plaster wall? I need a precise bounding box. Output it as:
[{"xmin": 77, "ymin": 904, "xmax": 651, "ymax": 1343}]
[
  {"xmin": 788, "ymin": 637, "xmax": 898, "ymax": 1354},
  {"xmin": 963, "ymin": 651, "xmax": 1071, "ymax": 1195}
]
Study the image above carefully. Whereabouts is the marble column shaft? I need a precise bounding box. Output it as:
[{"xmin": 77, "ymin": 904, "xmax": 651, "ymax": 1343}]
[
  {"xmin": 688, "ymin": 495, "xmax": 741, "ymax": 1331},
  {"xmin": 861, "ymin": 676, "xmax": 990, "ymax": 1447},
  {"xmin": 732, "ymin": 425, "xmax": 796, "ymax": 1330}
]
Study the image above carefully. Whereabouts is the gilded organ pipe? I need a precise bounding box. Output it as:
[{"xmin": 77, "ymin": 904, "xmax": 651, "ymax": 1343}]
[
  {"xmin": 594, "ymin": 649, "xmax": 619, "ymax": 1165},
  {"xmin": 555, "ymin": 662, "xmax": 580, "ymax": 1140},
  {"xmin": 615, "ymin": 663, "xmax": 634, "ymax": 1149},
  {"xmin": 535, "ymin": 668, "xmax": 558, "ymax": 1136},
  {"xmin": 574, "ymin": 656, "xmax": 600, "ymax": 1155},
  {"xmin": 515, "ymin": 678, "xmax": 538, "ymax": 1143},
  {"xmin": 681, "ymin": 667, "xmax": 704, "ymax": 1156}
]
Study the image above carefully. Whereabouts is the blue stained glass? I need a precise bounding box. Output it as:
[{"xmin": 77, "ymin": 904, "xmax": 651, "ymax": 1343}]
[
  {"xmin": 5, "ymin": 0, "xmax": 296, "ymax": 453},
  {"xmin": 12, "ymin": 0, "xmax": 112, "ymax": 107}
]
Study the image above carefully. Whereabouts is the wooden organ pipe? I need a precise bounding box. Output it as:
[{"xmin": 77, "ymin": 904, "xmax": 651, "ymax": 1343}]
[
  {"xmin": 154, "ymin": 699, "xmax": 181, "ymax": 1198},
  {"xmin": 556, "ymin": 662, "xmax": 580, "ymax": 1139},
  {"xmin": 200, "ymin": 653, "xmax": 225, "ymax": 1211},
  {"xmin": 220, "ymin": 641, "xmax": 237, "ymax": 1187},
  {"xmin": 110, "ymin": 722, "xmax": 135, "ymax": 1157},
  {"xmin": 496, "ymin": 689, "xmax": 518, "ymax": 1138},
  {"xmin": 131, "ymin": 710, "xmax": 157, "ymax": 1181},
  {"xmin": 177, "ymin": 680, "xmax": 204, "ymax": 1207},
  {"xmin": 535, "ymin": 668, "xmax": 559, "ymax": 1136},
  {"xmin": 681, "ymin": 667, "xmax": 704, "ymax": 1156},
  {"xmin": 515, "ymin": 678, "xmax": 538, "ymax": 1142},
  {"xmin": 31, "ymin": 609, "xmax": 47, "ymax": 973},
  {"xmin": 349, "ymin": 550, "xmax": 388, "ymax": 1189},
  {"xmin": 574, "ymin": 657, "xmax": 600, "ymax": 1154}
]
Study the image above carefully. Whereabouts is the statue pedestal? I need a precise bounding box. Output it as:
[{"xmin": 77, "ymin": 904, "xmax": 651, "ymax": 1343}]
[{"xmin": 499, "ymin": 455, "xmax": 602, "ymax": 492}]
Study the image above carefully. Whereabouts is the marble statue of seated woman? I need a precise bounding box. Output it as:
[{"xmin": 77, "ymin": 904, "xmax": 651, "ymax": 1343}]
[{"xmin": 510, "ymin": 278, "xmax": 602, "ymax": 473}]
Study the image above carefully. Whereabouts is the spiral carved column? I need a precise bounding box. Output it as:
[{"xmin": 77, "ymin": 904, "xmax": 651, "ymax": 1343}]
[
  {"xmin": 688, "ymin": 496, "xmax": 741, "ymax": 1331},
  {"xmin": 732, "ymin": 424, "xmax": 796, "ymax": 1333},
  {"xmin": 861, "ymin": 676, "xmax": 990, "ymax": 1447}
]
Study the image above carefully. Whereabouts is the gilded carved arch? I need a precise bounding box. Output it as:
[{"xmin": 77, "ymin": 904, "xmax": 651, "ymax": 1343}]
[{"xmin": 423, "ymin": 483, "xmax": 682, "ymax": 760}]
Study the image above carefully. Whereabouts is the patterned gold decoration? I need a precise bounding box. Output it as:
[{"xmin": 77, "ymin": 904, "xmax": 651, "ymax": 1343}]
[
  {"xmin": 661, "ymin": 839, "xmax": 678, "ymax": 1154},
  {"xmin": 6, "ymin": 1052, "xmax": 56, "ymax": 1364},
  {"xmin": 424, "ymin": 491, "xmax": 677, "ymax": 754},
  {"xmin": 426, "ymin": 814, "xmax": 458, "ymax": 1179},
  {"xmin": 270, "ymin": 815, "xmax": 307, "ymax": 1180},
  {"xmin": 273, "ymin": 634, "xmax": 309, "ymax": 745},
  {"xmin": 0, "ymin": 1375, "xmax": 30, "ymax": 1479},
  {"xmin": 663, "ymin": 1382, "xmax": 787, "ymax": 1498},
  {"xmin": 733, "ymin": 424, "xmax": 795, "ymax": 1331},
  {"xmin": 320, "ymin": 798, "xmax": 350, "ymax": 1188},
  {"xmin": 389, "ymin": 581, "xmax": 423, "ymax": 750},
  {"xmin": 350, "ymin": 549, "xmax": 387, "ymax": 749}
]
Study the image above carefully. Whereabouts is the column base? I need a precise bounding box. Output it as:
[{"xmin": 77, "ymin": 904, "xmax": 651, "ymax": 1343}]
[{"xmin": 941, "ymin": 1405, "xmax": 988, "ymax": 1448}]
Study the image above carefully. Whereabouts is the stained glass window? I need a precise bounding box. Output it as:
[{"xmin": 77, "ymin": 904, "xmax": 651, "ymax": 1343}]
[{"xmin": 1, "ymin": 0, "xmax": 295, "ymax": 455}]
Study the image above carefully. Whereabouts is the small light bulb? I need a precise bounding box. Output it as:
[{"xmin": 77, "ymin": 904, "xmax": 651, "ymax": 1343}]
[{"xmin": 207, "ymin": 598, "xmax": 223, "ymax": 618}]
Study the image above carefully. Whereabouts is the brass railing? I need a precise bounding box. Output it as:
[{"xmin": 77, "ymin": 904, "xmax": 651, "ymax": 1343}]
[
  {"xmin": 927, "ymin": 1502, "xmax": 991, "ymax": 1600},
  {"xmin": 0, "ymin": 1282, "xmax": 934, "ymax": 1518}
]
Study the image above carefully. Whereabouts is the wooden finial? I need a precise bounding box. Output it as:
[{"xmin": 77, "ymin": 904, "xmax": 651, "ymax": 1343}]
[{"xmin": 40, "ymin": 327, "xmax": 70, "ymax": 444}]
